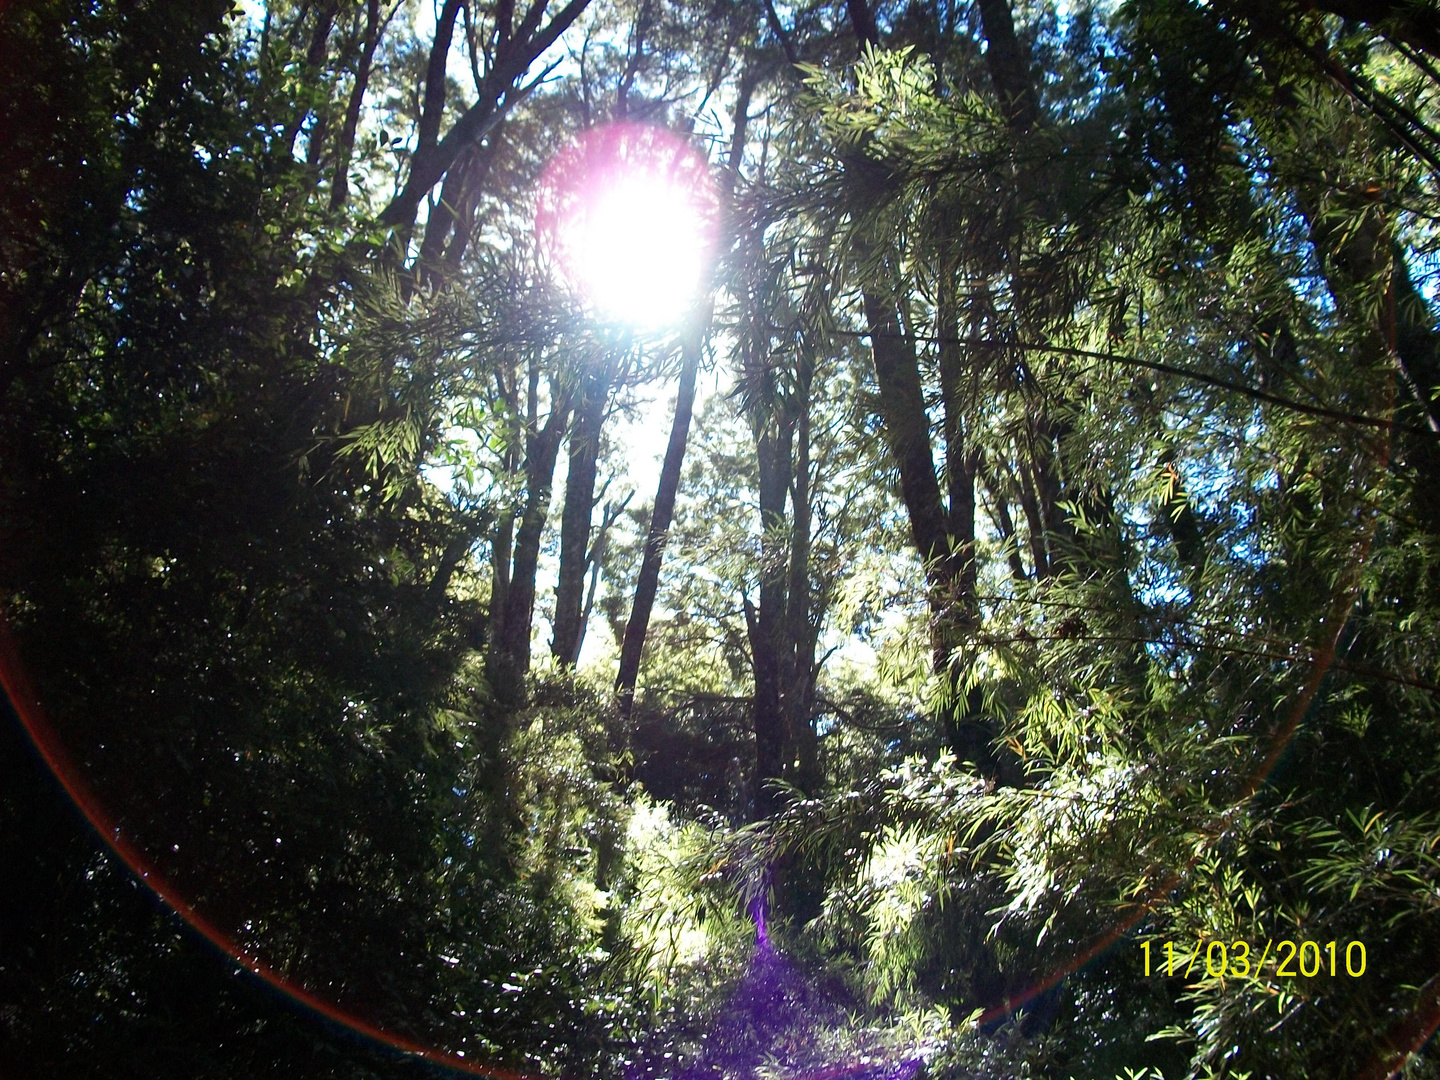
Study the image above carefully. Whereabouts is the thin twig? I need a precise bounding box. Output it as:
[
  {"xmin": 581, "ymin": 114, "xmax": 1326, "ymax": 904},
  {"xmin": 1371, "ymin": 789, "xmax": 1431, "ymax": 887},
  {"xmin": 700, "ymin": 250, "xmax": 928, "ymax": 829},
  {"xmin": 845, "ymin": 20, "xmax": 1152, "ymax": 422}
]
[{"xmin": 831, "ymin": 327, "xmax": 1434, "ymax": 438}]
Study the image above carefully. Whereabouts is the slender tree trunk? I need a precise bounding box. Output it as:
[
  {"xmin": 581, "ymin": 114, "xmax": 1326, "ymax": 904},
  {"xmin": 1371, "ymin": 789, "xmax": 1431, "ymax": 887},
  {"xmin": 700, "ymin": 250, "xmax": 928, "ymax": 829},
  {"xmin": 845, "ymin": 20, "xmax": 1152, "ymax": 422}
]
[
  {"xmin": 419, "ymin": 0, "xmax": 464, "ymax": 157},
  {"xmin": 857, "ymin": 271, "xmax": 979, "ymax": 708},
  {"xmin": 282, "ymin": 0, "xmax": 341, "ymax": 160},
  {"xmin": 385, "ymin": 0, "xmax": 462, "ymax": 291},
  {"xmin": 612, "ymin": 71, "xmax": 753, "ymax": 718},
  {"xmin": 937, "ymin": 262, "xmax": 980, "ymax": 620},
  {"xmin": 843, "ymin": 0, "xmax": 1036, "ymax": 777},
  {"xmin": 377, "ymin": 0, "xmax": 591, "ymax": 230},
  {"xmin": 785, "ymin": 370, "xmax": 820, "ymax": 793},
  {"xmin": 488, "ymin": 389, "xmax": 572, "ymax": 712},
  {"xmin": 745, "ymin": 595, "xmax": 786, "ymax": 818},
  {"xmin": 748, "ymin": 411, "xmax": 793, "ymax": 820},
  {"xmin": 840, "ymin": 88, "xmax": 981, "ymax": 755},
  {"xmin": 416, "ymin": 140, "xmax": 490, "ymax": 280},
  {"xmin": 980, "ymin": 462, "xmax": 1029, "ymax": 581},
  {"xmin": 935, "ymin": 265, "xmax": 989, "ymax": 766},
  {"xmin": 615, "ymin": 312, "xmax": 707, "ymax": 719},
  {"xmin": 1012, "ymin": 456, "xmax": 1050, "ymax": 579},
  {"xmin": 553, "ymin": 355, "xmax": 610, "ymax": 665},
  {"xmin": 1028, "ymin": 406, "xmax": 1074, "ymax": 569},
  {"xmin": 440, "ymin": 120, "xmax": 506, "ymax": 273},
  {"xmin": 330, "ymin": 0, "xmax": 384, "ymax": 211},
  {"xmin": 574, "ymin": 519, "xmax": 606, "ymax": 662},
  {"xmin": 859, "ymin": 281, "xmax": 952, "ymax": 582},
  {"xmin": 482, "ymin": 364, "xmax": 522, "ymax": 649},
  {"xmin": 489, "ymin": 512, "xmax": 515, "ymax": 645},
  {"xmin": 576, "ymin": 546, "xmax": 603, "ymax": 662}
]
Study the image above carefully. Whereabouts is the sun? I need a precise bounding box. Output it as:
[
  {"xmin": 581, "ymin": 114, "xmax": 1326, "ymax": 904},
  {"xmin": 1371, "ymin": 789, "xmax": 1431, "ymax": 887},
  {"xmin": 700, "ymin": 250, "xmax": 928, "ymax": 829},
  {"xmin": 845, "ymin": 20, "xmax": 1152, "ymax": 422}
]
[{"xmin": 537, "ymin": 124, "xmax": 718, "ymax": 329}]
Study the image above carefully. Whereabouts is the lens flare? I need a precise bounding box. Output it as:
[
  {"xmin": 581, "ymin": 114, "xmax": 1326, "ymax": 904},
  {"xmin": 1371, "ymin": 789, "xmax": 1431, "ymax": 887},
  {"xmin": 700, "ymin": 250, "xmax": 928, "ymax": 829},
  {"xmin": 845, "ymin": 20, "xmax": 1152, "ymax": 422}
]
[
  {"xmin": 537, "ymin": 123, "xmax": 718, "ymax": 329},
  {"xmin": 0, "ymin": 621, "xmax": 537, "ymax": 1080}
]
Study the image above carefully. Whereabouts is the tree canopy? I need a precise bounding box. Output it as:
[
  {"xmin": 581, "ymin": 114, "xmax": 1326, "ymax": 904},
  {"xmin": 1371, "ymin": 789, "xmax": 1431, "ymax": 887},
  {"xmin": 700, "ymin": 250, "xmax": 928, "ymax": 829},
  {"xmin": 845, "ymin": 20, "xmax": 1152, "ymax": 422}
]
[{"xmin": 2, "ymin": 1, "xmax": 1439, "ymax": 1078}]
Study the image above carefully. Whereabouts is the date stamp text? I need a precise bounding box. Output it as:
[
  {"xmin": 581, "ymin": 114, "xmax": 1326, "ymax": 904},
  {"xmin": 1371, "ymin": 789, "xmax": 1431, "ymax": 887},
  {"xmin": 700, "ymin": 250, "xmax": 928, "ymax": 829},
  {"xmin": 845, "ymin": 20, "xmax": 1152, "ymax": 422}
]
[{"xmin": 1141, "ymin": 939, "xmax": 1367, "ymax": 979}]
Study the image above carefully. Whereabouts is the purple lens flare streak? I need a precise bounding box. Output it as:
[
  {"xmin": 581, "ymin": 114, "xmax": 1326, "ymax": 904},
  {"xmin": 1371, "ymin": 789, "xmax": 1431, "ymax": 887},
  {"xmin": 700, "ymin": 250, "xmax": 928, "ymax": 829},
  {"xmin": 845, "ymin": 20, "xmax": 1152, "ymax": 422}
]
[{"xmin": 634, "ymin": 876, "xmax": 927, "ymax": 1080}]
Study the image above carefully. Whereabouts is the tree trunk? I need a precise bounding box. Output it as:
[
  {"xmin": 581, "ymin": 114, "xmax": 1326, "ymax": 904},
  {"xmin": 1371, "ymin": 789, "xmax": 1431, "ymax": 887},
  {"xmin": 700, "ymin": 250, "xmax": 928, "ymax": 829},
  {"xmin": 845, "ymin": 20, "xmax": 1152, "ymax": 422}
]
[
  {"xmin": 487, "ymin": 388, "xmax": 572, "ymax": 711},
  {"xmin": 748, "ymin": 409, "xmax": 794, "ymax": 820},
  {"xmin": 480, "ymin": 363, "xmax": 523, "ymax": 650},
  {"xmin": 552, "ymin": 355, "xmax": 610, "ymax": 665},
  {"xmin": 785, "ymin": 373, "xmax": 820, "ymax": 793},
  {"xmin": 615, "ymin": 313, "xmax": 706, "ymax": 718},
  {"xmin": 612, "ymin": 71, "xmax": 752, "ymax": 718},
  {"xmin": 975, "ymin": 0, "xmax": 1037, "ymax": 129},
  {"xmin": 419, "ymin": 0, "xmax": 464, "ymax": 159},
  {"xmin": 440, "ymin": 121, "xmax": 506, "ymax": 274},
  {"xmin": 843, "ymin": 0, "xmax": 1035, "ymax": 780},
  {"xmin": 1302, "ymin": 188, "xmax": 1440, "ymax": 534},
  {"xmin": 329, "ymin": 0, "xmax": 384, "ymax": 211},
  {"xmin": 979, "ymin": 459, "xmax": 1030, "ymax": 581},
  {"xmin": 573, "ymin": 499, "xmax": 621, "ymax": 663},
  {"xmin": 282, "ymin": 0, "xmax": 341, "ymax": 160},
  {"xmin": 935, "ymin": 265, "xmax": 989, "ymax": 767},
  {"xmin": 377, "ymin": 0, "xmax": 591, "ymax": 231},
  {"xmin": 859, "ymin": 281, "xmax": 952, "ymax": 582},
  {"xmin": 488, "ymin": 512, "xmax": 515, "ymax": 646},
  {"xmin": 416, "ymin": 136, "xmax": 501, "ymax": 282},
  {"xmin": 937, "ymin": 261, "xmax": 980, "ymax": 624}
]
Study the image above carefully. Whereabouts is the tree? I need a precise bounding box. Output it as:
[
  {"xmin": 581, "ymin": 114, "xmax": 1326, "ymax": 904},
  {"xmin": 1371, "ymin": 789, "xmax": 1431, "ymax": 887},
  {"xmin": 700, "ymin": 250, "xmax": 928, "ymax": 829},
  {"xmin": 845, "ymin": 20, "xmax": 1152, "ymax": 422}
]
[{"xmin": 5, "ymin": 0, "xmax": 1440, "ymax": 1077}]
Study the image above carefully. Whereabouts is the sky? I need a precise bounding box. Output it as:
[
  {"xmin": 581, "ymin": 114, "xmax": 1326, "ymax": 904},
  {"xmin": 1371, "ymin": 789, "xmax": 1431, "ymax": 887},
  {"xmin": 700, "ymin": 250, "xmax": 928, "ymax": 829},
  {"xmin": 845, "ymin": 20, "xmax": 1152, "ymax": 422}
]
[{"xmin": 233, "ymin": 0, "xmax": 894, "ymax": 679}]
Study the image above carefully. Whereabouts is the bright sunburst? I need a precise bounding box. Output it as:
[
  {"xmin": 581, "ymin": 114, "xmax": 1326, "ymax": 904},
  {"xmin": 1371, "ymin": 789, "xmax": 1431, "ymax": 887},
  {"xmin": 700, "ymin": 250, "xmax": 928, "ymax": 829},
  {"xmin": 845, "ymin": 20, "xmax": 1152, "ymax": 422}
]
[{"xmin": 537, "ymin": 124, "xmax": 718, "ymax": 329}]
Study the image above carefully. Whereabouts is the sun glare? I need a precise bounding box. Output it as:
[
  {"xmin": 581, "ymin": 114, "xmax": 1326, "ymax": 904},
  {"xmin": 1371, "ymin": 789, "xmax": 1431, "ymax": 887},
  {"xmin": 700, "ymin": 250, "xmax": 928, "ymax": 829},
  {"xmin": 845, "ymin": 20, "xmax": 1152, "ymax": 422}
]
[{"xmin": 537, "ymin": 124, "xmax": 718, "ymax": 329}]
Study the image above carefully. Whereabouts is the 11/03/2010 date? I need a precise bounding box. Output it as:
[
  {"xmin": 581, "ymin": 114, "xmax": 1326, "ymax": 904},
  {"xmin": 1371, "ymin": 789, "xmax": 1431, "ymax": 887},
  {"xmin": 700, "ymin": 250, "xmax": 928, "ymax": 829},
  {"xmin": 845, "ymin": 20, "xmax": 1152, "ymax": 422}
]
[{"xmin": 1142, "ymin": 939, "xmax": 1367, "ymax": 979}]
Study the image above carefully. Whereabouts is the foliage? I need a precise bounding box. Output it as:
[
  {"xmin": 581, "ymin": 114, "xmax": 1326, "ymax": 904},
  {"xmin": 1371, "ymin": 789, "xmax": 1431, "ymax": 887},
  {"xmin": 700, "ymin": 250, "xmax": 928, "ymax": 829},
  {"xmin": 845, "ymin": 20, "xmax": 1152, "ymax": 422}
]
[{"xmin": 4, "ymin": 0, "xmax": 1440, "ymax": 1078}]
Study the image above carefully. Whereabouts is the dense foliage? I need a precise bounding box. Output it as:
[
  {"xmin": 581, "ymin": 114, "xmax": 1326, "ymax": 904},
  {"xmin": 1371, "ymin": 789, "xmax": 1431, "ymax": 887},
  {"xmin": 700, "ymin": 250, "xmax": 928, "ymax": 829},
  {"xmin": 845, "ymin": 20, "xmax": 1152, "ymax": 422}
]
[{"xmin": 2, "ymin": 0, "xmax": 1439, "ymax": 1078}]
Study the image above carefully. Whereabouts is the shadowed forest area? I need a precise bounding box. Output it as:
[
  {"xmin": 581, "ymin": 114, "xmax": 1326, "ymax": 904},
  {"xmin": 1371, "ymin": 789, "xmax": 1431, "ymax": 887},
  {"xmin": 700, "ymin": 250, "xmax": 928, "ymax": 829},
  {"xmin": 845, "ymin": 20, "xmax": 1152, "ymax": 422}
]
[{"xmin": 2, "ymin": 0, "xmax": 1440, "ymax": 1077}]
